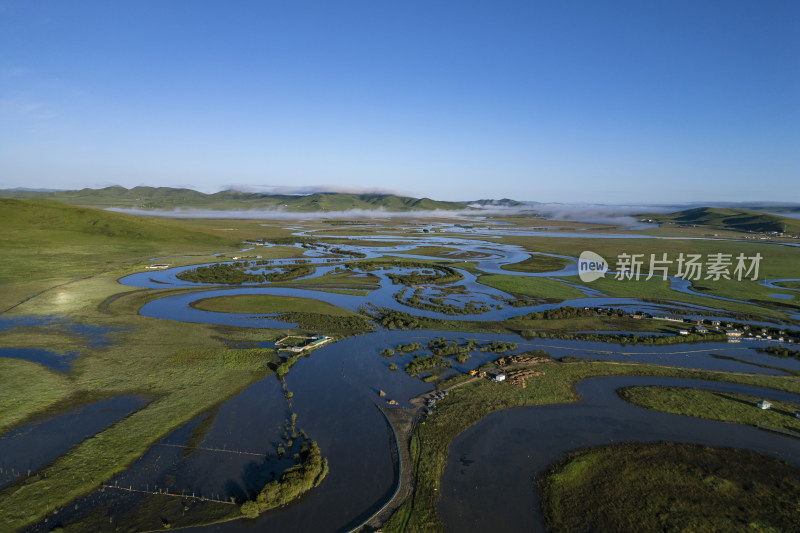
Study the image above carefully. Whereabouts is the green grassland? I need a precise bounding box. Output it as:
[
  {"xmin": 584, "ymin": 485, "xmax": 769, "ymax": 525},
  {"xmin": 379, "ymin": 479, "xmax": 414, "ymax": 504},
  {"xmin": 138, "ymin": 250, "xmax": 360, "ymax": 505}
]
[
  {"xmin": 686, "ymin": 277, "xmax": 796, "ymax": 305},
  {"xmin": 192, "ymin": 294, "xmax": 357, "ymax": 317},
  {"xmin": 393, "ymin": 246, "xmax": 495, "ymax": 260},
  {"xmin": 0, "ymin": 199, "xmax": 239, "ymax": 283},
  {"xmin": 500, "ymin": 254, "xmax": 572, "ymax": 273},
  {"xmin": 0, "ymin": 326, "xmax": 87, "ymax": 354},
  {"xmin": 381, "ymin": 362, "xmax": 800, "ymax": 532},
  {"xmin": 177, "ymin": 268, "xmax": 383, "ymax": 296},
  {"xmin": 619, "ymin": 386, "xmax": 800, "ymax": 434},
  {"xmin": 500, "ymin": 234, "xmax": 799, "ymax": 280},
  {"xmin": 0, "ymin": 199, "xmax": 338, "ymax": 314},
  {"xmin": 484, "ymin": 216, "xmax": 612, "ymax": 230},
  {"xmin": 477, "ymin": 274, "xmax": 586, "ymax": 301},
  {"xmin": 221, "ymin": 245, "xmax": 310, "ymax": 260},
  {"xmin": 304, "ymin": 287, "xmax": 373, "ymax": 296},
  {"xmin": 271, "ymin": 269, "xmax": 382, "ymax": 293},
  {"xmin": 636, "ymin": 224, "xmax": 761, "ymax": 240},
  {"xmin": 539, "ymin": 442, "xmax": 800, "ymax": 533},
  {"xmin": 565, "ymin": 276, "xmax": 793, "ymax": 319},
  {"xmin": 0, "ymin": 199, "xmax": 295, "ymax": 312},
  {"xmin": 488, "ymin": 232, "xmax": 800, "ymax": 320},
  {"xmin": 0, "ymin": 358, "xmax": 76, "ymax": 435}
]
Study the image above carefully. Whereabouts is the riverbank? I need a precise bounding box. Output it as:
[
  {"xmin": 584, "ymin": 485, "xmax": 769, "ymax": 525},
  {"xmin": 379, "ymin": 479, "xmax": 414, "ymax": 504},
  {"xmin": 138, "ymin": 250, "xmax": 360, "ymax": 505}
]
[{"xmin": 381, "ymin": 361, "xmax": 800, "ymax": 532}]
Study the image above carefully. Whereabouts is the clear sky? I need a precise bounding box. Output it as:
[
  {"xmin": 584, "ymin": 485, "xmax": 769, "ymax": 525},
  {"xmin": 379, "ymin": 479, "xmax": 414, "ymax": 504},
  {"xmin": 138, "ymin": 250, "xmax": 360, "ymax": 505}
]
[{"xmin": 1, "ymin": 1, "xmax": 798, "ymax": 203}]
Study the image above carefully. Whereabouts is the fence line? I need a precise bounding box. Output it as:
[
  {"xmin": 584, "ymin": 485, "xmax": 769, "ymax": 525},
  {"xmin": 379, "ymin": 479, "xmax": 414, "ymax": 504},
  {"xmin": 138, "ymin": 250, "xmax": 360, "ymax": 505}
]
[
  {"xmin": 156, "ymin": 442, "xmax": 265, "ymax": 457},
  {"xmin": 101, "ymin": 484, "xmax": 236, "ymax": 505}
]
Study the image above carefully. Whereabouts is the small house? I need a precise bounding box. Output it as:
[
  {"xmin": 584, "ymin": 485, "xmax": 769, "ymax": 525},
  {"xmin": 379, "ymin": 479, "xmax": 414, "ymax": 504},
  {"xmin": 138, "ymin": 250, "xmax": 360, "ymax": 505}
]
[
  {"xmin": 757, "ymin": 400, "xmax": 772, "ymax": 410},
  {"xmin": 310, "ymin": 338, "xmax": 329, "ymax": 347},
  {"xmin": 678, "ymin": 329, "xmax": 690, "ymax": 336},
  {"xmin": 493, "ymin": 374, "xmax": 506, "ymax": 383},
  {"xmin": 726, "ymin": 330, "xmax": 743, "ymax": 338},
  {"xmin": 694, "ymin": 326, "xmax": 708, "ymax": 334}
]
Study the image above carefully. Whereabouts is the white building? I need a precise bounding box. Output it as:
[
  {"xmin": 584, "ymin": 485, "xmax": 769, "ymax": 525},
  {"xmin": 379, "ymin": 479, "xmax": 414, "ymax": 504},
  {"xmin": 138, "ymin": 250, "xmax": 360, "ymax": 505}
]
[{"xmin": 757, "ymin": 400, "xmax": 772, "ymax": 410}]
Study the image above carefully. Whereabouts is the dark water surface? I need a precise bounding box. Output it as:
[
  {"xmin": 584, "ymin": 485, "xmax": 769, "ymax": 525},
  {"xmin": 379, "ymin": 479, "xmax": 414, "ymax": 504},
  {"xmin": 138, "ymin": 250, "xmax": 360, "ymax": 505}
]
[
  {"xmin": 439, "ymin": 376, "xmax": 800, "ymax": 533},
  {"xmin": 1, "ymin": 395, "xmax": 147, "ymax": 490},
  {"xmin": 0, "ymin": 347, "xmax": 77, "ymax": 372},
  {"xmin": 25, "ymin": 329, "xmax": 800, "ymax": 533}
]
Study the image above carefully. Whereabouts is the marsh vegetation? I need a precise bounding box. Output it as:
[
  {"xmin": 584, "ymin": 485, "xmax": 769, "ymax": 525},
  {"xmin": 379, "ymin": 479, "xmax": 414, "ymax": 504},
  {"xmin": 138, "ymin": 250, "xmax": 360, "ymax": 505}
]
[
  {"xmin": 539, "ymin": 442, "xmax": 800, "ymax": 533},
  {"xmin": 2, "ymin": 198, "xmax": 800, "ymax": 532}
]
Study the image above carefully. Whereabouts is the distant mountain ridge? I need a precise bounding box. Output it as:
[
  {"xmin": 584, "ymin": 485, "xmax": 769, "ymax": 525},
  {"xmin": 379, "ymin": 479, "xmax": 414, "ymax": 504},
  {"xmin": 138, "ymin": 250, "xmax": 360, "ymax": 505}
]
[
  {"xmin": 0, "ymin": 186, "xmax": 473, "ymax": 212},
  {"xmin": 651, "ymin": 207, "xmax": 800, "ymax": 234},
  {"xmin": 466, "ymin": 198, "xmax": 528, "ymax": 208}
]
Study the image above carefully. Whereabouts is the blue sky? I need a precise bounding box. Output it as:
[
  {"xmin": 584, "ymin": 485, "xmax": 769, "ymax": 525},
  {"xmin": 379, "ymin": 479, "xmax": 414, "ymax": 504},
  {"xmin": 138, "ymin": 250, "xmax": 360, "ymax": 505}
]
[{"xmin": 1, "ymin": 1, "xmax": 797, "ymax": 203}]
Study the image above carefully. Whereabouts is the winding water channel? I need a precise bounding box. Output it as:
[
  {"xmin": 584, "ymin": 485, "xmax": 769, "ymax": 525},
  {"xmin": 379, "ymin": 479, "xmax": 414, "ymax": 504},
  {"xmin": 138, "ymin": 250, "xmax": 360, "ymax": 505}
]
[
  {"xmin": 11, "ymin": 232, "xmax": 800, "ymax": 532},
  {"xmin": 440, "ymin": 376, "xmax": 800, "ymax": 533}
]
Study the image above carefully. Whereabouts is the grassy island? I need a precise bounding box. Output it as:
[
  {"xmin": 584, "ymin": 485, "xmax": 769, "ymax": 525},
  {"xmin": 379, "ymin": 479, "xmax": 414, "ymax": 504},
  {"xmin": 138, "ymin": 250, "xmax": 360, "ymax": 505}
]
[{"xmin": 539, "ymin": 442, "xmax": 800, "ymax": 533}]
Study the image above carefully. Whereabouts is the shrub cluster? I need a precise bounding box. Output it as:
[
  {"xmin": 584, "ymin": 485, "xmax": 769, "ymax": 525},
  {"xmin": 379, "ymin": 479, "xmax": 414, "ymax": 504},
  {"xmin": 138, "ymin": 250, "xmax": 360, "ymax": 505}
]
[
  {"xmin": 276, "ymin": 312, "xmax": 372, "ymax": 331},
  {"xmin": 241, "ymin": 441, "xmax": 328, "ymax": 517},
  {"xmin": 405, "ymin": 354, "xmax": 452, "ymax": 375},
  {"xmin": 761, "ymin": 345, "xmax": 800, "ymax": 360}
]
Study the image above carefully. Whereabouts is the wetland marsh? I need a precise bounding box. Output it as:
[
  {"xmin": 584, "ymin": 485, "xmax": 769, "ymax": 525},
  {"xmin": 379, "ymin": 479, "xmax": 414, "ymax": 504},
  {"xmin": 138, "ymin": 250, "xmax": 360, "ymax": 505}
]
[{"xmin": 2, "ymin": 206, "xmax": 799, "ymax": 532}]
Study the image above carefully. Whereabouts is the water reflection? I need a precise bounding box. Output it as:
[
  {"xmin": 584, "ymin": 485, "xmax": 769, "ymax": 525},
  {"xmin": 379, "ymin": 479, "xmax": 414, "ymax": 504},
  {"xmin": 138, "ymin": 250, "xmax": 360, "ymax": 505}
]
[
  {"xmin": 0, "ymin": 395, "xmax": 147, "ymax": 490},
  {"xmin": 440, "ymin": 376, "xmax": 800, "ymax": 533}
]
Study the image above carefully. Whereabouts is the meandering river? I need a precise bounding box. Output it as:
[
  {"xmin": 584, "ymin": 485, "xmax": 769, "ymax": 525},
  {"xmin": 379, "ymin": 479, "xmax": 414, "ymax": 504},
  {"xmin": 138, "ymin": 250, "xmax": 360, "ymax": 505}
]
[{"xmin": 14, "ymin": 234, "xmax": 800, "ymax": 532}]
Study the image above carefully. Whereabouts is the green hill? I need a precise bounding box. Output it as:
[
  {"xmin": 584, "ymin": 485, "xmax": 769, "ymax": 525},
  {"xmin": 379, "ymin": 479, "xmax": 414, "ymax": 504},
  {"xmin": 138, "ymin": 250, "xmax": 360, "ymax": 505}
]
[
  {"xmin": 0, "ymin": 199, "xmax": 239, "ymax": 284},
  {"xmin": 0, "ymin": 187, "xmax": 468, "ymax": 212},
  {"xmin": 0, "ymin": 198, "xmax": 237, "ymax": 243},
  {"xmin": 0, "ymin": 186, "xmax": 209, "ymax": 209},
  {"xmin": 250, "ymin": 192, "xmax": 465, "ymax": 212},
  {"xmin": 651, "ymin": 207, "xmax": 800, "ymax": 234}
]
